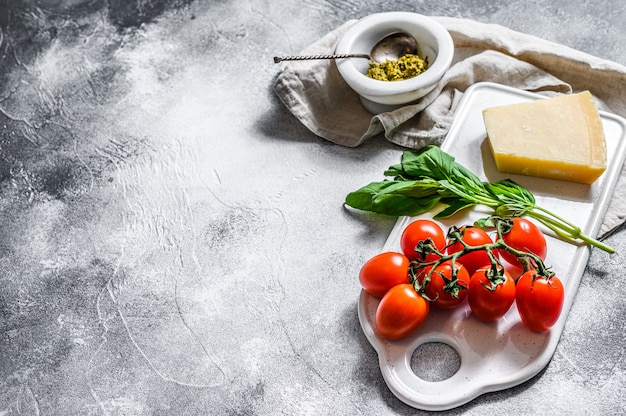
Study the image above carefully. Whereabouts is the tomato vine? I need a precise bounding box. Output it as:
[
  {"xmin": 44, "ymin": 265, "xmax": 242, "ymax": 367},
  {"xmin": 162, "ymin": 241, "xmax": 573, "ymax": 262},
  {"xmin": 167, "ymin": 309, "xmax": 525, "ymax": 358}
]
[{"xmin": 411, "ymin": 217, "xmax": 554, "ymax": 292}]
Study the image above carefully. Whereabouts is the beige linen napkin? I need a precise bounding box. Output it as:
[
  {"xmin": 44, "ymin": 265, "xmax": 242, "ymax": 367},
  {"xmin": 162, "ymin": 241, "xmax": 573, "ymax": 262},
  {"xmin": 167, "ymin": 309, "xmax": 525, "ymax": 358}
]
[{"xmin": 273, "ymin": 17, "xmax": 626, "ymax": 238}]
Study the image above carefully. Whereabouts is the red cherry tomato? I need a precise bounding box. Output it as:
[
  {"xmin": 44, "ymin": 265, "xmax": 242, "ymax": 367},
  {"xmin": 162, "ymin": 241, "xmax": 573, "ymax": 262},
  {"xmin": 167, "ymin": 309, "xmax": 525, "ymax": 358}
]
[
  {"xmin": 447, "ymin": 226, "xmax": 496, "ymax": 275},
  {"xmin": 400, "ymin": 219, "xmax": 446, "ymax": 263},
  {"xmin": 416, "ymin": 260, "xmax": 470, "ymax": 309},
  {"xmin": 499, "ymin": 218, "xmax": 548, "ymax": 268},
  {"xmin": 375, "ymin": 283, "xmax": 430, "ymax": 340},
  {"xmin": 359, "ymin": 252, "xmax": 410, "ymax": 298},
  {"xmin": 468, "ymin": 266, "xmax": 516, "ymax": 322},
  {"xmin": 515, "ymin": 270, "xmax": 564, "ymax": 332}
]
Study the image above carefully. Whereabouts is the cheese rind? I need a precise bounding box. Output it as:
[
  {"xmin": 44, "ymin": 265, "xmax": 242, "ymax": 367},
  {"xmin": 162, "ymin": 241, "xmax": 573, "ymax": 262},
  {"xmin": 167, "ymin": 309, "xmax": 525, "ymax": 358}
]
[{"xmin": 482, "ymin": 91, "xmax": 607, "ymax": 184}]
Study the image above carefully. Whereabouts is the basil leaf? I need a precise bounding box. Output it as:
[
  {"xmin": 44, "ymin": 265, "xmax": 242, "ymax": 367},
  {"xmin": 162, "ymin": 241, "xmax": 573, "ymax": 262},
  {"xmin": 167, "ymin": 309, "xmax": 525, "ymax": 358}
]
[
  {"xmin": 433, "ymin": 198, "xmax": 476, "ymax": 219},
  {"xmin": 383, "ymin": 164, "xmax": 405, "ymax": 179},
  {"xmin": 486, "ymin": 179, "xmax": 536, "ymax": 206},
  {"xmin": 345, "ymin": 179, "xmax": 443, "ymax": 216},
  {"xmin": 344, "ymin": 181, "xmax": 393, "ymax": 212},
  {"xmin": 400, "ymin": 146, "xmax": 450, "ymax": 179},
  {"xmin": 402, "ymin": 146, "xmax": 485, "ymax": 194},
  {"xmin": 372, "ymin": 193, "xmax": 441, "ymax": 216},
  {"xmin": 373, "ymin": 179, "xmax": 441, "ymax": 199}
]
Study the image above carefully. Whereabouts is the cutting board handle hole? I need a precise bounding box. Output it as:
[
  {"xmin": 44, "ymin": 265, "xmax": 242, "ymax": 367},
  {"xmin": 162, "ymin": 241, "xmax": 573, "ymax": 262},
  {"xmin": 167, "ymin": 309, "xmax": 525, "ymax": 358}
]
[{"xmin": 410, "ymin": 341, "xmax": 461, "ymax": 382}]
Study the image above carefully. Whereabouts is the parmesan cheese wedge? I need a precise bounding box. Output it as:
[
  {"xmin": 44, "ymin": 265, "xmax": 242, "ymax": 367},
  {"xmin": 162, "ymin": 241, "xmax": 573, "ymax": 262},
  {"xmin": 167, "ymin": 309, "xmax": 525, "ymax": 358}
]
[{"xmin": 483, "ymin": 91, "xmax": 607, "ymax": 184}]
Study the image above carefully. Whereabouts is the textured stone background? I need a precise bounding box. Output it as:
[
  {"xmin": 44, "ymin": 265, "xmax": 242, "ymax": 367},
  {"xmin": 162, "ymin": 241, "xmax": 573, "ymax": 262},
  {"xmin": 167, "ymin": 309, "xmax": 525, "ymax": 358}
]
[{"xmin": 0, "ymin": 0, "xmax": 625, "ymax": 415}]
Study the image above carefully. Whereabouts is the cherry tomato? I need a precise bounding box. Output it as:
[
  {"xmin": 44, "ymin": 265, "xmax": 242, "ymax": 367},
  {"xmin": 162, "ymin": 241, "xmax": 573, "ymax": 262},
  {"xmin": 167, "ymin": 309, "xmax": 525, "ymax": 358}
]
[
  {"xmin": 359, "ymin": 252, "xmax": 410, "ymax": 298},
  {"xmin": 468, "ymin": 266, "xmax": 516, "ymax": 322},
  {"xmin": 415, "ymin": 260, "xmax": 470, "ymax": 309},
  {"xmin": 447, "ymin": 226, "xmax": 496, "ymax": 275},
  {"xmin": 375, "ymin": 283, "xmax": 430, "ymax": 340},
  {"xmin": 499, "ymin": 218, "xmax": 548, "ymax": 268},
  {"xmin": 515, "ymin": 270, "xmax": 564, "ymax": 332},
  {"xmin": 400, "ymin": 219, "xmax": 447, "ymax": 263}
]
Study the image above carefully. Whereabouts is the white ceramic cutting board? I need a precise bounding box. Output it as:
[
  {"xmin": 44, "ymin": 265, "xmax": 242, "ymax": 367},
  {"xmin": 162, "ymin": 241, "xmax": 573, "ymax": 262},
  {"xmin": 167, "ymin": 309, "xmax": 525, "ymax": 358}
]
[{"xmin": 358, "ymin": 82, "xmax": 626, "ymax": 411}]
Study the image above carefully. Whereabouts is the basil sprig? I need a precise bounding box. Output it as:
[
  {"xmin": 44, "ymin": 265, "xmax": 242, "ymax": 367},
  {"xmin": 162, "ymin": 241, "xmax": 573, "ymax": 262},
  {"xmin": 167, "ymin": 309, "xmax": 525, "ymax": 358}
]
[{"xmin": 345, "ymin": 145, "xmax": 614, "ymax": 253}]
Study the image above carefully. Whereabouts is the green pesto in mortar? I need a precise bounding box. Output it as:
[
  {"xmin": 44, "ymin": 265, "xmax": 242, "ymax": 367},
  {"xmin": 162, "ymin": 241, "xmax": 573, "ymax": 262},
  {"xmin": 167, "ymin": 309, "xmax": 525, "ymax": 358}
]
[{"xmin": 366, "ymin": 54, "xmax": 429, "ymax": 81}]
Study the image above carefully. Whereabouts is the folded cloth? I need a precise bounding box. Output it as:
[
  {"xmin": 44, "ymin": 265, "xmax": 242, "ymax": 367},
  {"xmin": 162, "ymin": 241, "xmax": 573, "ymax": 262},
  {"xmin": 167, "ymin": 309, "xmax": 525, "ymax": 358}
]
[{"xmin": 273, "ymin": 17, "xmax": 626, "ymax": 238}]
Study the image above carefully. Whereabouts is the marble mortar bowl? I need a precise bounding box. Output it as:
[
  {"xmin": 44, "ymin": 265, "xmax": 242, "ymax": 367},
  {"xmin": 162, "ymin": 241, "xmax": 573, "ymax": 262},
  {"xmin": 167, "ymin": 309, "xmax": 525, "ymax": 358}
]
[{"xmin": 335, "ymin": 12, "xmax": 454, "ymax": 114}]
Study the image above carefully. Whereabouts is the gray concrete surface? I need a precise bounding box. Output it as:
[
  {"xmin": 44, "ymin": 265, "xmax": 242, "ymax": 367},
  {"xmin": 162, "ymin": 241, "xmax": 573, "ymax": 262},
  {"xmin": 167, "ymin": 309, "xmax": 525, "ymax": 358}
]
[{"xmin": 0, "ymin": 0, "xmax": 625, "ymax": 414}]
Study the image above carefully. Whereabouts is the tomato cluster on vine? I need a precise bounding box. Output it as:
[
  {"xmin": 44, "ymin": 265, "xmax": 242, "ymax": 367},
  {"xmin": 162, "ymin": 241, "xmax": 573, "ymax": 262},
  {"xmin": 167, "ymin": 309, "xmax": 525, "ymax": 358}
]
[{"xmin": 359, "ymin": 217, "xmax": 565, "ymax": 341}]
